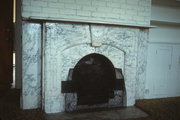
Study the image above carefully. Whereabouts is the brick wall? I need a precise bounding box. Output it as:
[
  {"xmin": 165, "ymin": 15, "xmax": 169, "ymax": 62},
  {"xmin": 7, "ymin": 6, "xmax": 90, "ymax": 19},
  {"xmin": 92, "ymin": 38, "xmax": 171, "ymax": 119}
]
[{"xmin": 22, "ymin": 0, "xmax": 151, "ymax": 26}]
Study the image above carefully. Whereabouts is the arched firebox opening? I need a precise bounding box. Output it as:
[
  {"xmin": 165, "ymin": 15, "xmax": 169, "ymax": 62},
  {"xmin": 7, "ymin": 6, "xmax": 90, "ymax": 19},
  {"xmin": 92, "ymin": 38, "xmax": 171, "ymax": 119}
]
[
  {"xmin": 72, "ymin": 53, "xmax": 116, "ymax": 105},
  {"xmin": 61, "ymin": 53, "xmax": 125, "ymax": 111}
]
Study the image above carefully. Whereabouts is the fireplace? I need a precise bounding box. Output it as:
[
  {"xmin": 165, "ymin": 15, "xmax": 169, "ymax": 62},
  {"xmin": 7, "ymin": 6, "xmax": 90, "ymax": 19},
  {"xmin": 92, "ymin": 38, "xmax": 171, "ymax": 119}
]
[
  {"xmin": 21, "ymin": 22, "xmax": 148, "ymax": 113},
  {"xmin": 62, "ymin": 53, "xmax": 125, "ymax": 111}
]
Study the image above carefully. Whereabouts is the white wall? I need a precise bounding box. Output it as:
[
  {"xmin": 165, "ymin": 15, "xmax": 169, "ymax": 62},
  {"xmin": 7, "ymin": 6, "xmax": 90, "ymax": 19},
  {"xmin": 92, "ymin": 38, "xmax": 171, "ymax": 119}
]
[
  {"xmin": 172, "ymin": 45, "xmax": 180, "ymax": 95},
  {"xmin": 21, "ymin": 0, "xmax": 151, "ymax": 26},
  {"xmin": 149, "ymin": 22, "xmax": 180, "ymax": 43},
  {"xmin": 145, "ymin": 44, "xmax": 180, "ymax": 98},
  {"xmin": 151, "ymin": 5, "xmax": 180, "ymax": 23},
  {"xmin": 150, "ymin": 0, "xmax": 180, "ymax": 43},
  {"xmin": 145, "ymin": 0, "xmax": 180, "ymax": 98}
]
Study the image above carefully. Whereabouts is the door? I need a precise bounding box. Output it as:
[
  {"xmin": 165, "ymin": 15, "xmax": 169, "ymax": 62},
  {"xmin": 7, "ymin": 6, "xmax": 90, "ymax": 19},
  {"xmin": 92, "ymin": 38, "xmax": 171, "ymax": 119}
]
[
  {"xmin": 154, "ymin": 46, "xmax": 172, "ymax": 95},
  {"xmin": 172, "ymin": 45, "xmax": 180, "ymax": 95},
  {"xmin": 0, "ymin": 0, "xmax": 13, "ymax": 84},
  {"xmin": 146, "ymin": 44, "xmax": 172, "ymax": 98}
]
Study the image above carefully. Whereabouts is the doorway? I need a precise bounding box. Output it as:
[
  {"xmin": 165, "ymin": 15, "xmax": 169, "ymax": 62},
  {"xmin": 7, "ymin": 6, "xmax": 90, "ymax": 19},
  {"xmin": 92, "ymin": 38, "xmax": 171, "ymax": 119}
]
[{"xmin": 0, "ymin": 0, "xmax": 16, "ymax": 87}]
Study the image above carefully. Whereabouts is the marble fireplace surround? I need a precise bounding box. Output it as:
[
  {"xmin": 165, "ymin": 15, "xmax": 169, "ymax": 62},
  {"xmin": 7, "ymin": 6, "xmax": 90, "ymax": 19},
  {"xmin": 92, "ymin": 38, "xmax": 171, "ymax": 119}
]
[{"xmin": 22, "ymin": 22, "xmax": 148, "ymax": 113}]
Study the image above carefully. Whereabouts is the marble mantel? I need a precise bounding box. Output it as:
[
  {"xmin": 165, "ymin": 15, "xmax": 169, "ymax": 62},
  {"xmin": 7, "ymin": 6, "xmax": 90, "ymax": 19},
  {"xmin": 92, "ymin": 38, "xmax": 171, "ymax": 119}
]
[{"xmin": 21, "ymin": 21, "xmax": 148, "ymax": 113}]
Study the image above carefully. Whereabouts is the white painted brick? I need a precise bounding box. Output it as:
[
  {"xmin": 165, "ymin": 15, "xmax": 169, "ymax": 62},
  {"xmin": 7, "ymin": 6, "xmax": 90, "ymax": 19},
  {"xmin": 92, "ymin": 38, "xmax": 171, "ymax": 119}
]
[
  {"xmin": 145, "ymin": 7, "xmax": 151, "ymax": 13},
  {"xmin": 121, "ymin": 14, "xmax": 133, "ymax": 20},
  {"xmin": 112, "ymin": 8, "xmax": 125, "ymax": 14},
  {"xmin": 126, "ymin": 9, "xmax": 138, "ymax": 15},
  {"xmin": 21, "ymin": 0, "xmax": 151, "ymax": 26},
  {"xmin": 48, "ymin": 0, "xmax": 58, "ymax": 2},
  {"xmin": 106, "ymin": 13, "xmax": 119, "ymax": 19},
  {"xmin": 22, "ymin": 11, "xmax": 32, "ymax": 17},
  {"xmin": 112, "ymin": 0, "xmax": 126, "ymax": 3},
  {"xmin": 76, "ymin": 0, "xmax": 91, "ymax": 5},
  {"xmin": 42, "ymin": 8, "xmax": 59, "ymax": 14},
  {"xmin": 92, "ymin": 12, "xmax": 106, "ymax": 18},
  {"xmin": 127, "ymin": 0, "xmax": 139, "ymax": 5},
  {"xmin": 65, "ymin": 4, "xmax": 82, "ymax": 10},
  {"xmin": 47, "ymin": 13, "xmax": 60, "ymax": 18},
  {"xmin": 59, "ymin": 0, "xmax": 76, "ymax": 3},
  {"xmin": 138, "ymin": 11, "xmax": 149, "ymax": 17},
  {"xmin": 103, "ymin": 0, "xmax": 112, "ymax": 1},
  {"xmin": 77, "ymin": 10, "xmax": 91, "ymax": 17},
  {"xmin": 137, "ymin": 6, "xmax": 145, "ymax": 11},
  {"xmin": 147, "ymin": 0, "xmax": 152, "ymax": 6},
  {"xmin": 59, "ymin": 9, "xmax": 76, "ymax": 15},
  {"xmin": 97, "ymin": 7, "xmax": 112, "ymax": 12},
  {"xmin": 62, "ymin": 15, "xmax": 92, "ymax": 20},
  {"xmin": 121, "ymin": 4, "xmax": 130, "ymax": 9},
  {"xmin": 31, "ymin": 12, "xmax": 49, "ymax": 17},
  {"xmin": 48, "ymin": 3, "xmax": 64, "ymax": 8},
  {"xmin": 92, "ymin": 1, "xmax": 106, "ymax": 7},
  {"xmin": 133, "ymin": 16, "xmax": 145, "ymax": 21},
  {"xmin": 82, "ymin": 6, "xmax": 97, "ymax": 11},
  {"xmin": 31, "ymin": 1, "xmax": 48, "ymax": 7},
  {"xmin": 22, "ymin": 0, "xmax": 30, "ymax": 5},
  {"xmin": 145, "ymin": 16, "xmax": 150, "ymax": 21},
  {"xmin": 23, "ymin": 6, "xmax": 42, "ymax": 13},
  {"xmin": 138, "ymin": 0, "xmax": 150, "ymax": 7},
  {"xmin": 107, "ymin": 2, "xmax": 121, "ymax": 8},
  {"xmin": 137, "ymin": 21, "xmax": 147, "ymax": 25},
  {"xmin": 121, "ymin": 4, "xmax": 138, "ymax": 10},
  {"xmin": 130, "ymin": 5, "xmax": 139, "ymax": 11}
]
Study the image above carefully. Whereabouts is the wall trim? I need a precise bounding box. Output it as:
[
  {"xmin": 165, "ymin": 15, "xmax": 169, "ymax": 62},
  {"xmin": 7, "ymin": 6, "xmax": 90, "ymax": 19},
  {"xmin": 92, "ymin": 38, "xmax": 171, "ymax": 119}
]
[{"xmin": 22, "ymin": 17, "xmax": 155, "ymax": 29}]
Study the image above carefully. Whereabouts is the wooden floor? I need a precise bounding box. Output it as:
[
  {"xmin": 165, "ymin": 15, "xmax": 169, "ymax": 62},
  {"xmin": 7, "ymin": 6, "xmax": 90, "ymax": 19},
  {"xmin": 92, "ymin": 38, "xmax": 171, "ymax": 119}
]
[
  {"xmin": 134, "ymin": 97, "xmax": 180, "ymax": 120},
  {"xmin": 0, "ymin": 85, "xmax": 45, "ymax": 120},
  {"xmin": 0, "ymin": 85, "xmax": 180, "ymax": 120}
]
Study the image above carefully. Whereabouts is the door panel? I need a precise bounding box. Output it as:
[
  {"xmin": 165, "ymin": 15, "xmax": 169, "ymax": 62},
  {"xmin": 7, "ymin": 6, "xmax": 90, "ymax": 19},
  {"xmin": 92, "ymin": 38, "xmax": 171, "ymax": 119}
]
[
  {"xmin": 154, "ymin": 46, "xmax": 172, "ymax": 95},
  {"xmin": 145, "ymin": 44, "xmax": 173, "ymax": 98},
  {"xmin": 172, "ymin": 45, "xmax": 180, "ymax": 94},
  {"xmin": 178, "ymin": 56, "xmax": 180, "ymax": 93},
  {"xmin": 0, "ymin": 0, "xmax": 13, "ymax": 83}
]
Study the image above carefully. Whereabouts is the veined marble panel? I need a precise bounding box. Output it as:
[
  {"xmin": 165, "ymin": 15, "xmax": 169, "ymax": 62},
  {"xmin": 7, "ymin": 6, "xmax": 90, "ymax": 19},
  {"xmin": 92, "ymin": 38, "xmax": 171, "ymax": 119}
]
[
  {"xmin": 21, "ymin": 22, "xmax": 41, "ymax": 109},
  {"xmin": 95, "ymin": 45, "xmax": 125, "ymax": 72},
  {"xmin": 135, "ymin": 29, "xmax": 148, "ymax": 99},
  {"xmin": 44, "ymin": 23, "xmax": 92, "ymax": 113},
  {"xmin": 62, "ymin": 45, "xmax": 125, "ymax": 111},
  {"xmin": 91, "ymin": 25, "xmax": 139, "ymax": 106},
  {"xmin": 21, "ymin": 22, "xmax": 148, "ymax": 113},
  {"xmin": 43, "ymin": 23, "xmax": 144, "ymax": 113}
]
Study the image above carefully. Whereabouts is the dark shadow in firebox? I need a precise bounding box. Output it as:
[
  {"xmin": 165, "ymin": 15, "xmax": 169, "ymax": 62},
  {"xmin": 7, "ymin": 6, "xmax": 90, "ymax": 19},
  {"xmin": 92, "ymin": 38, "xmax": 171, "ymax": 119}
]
[{"xmin": 62, "ymin": 53, "xmax": 126, "ymax": 112}]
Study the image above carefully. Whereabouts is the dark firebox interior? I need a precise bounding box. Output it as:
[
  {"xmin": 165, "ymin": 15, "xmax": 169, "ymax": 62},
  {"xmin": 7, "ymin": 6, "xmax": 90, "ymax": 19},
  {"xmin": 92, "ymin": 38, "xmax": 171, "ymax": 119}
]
[{"xmin": 72, "ymin": 53, "xmax": 116, "ymax": 105}]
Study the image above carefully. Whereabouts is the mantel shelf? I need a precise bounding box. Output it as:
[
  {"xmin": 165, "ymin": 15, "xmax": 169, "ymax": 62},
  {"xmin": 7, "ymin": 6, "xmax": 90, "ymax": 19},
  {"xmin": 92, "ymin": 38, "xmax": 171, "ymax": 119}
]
[{"xmin": 22, "ymin": 16, "xmax": 156, "ymax": 29}]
